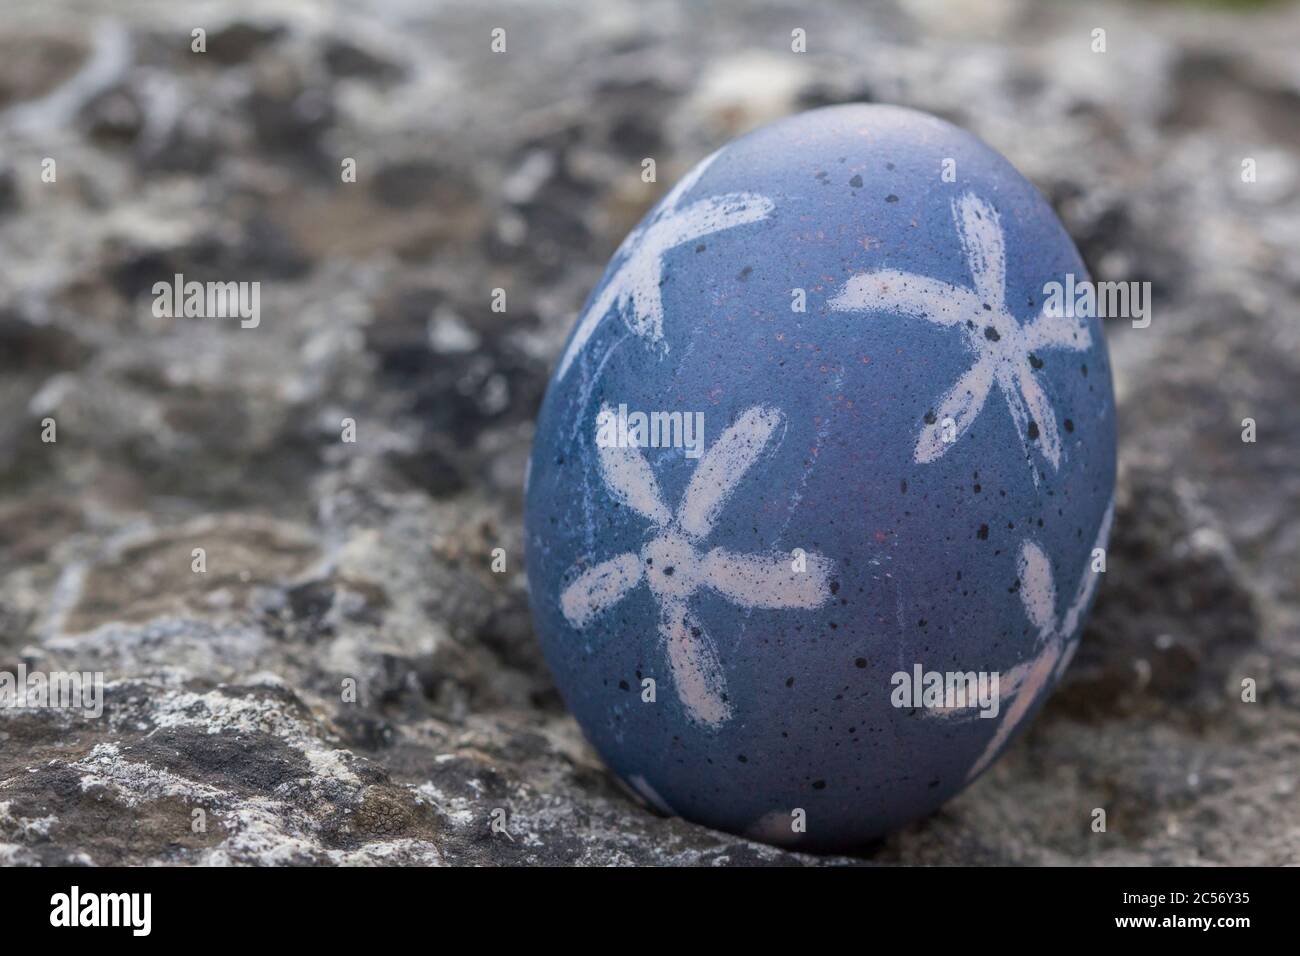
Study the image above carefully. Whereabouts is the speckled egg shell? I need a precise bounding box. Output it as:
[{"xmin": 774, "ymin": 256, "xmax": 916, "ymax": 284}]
[{"xmin": 524, "ymin": 104, "xmax": 1116, "ymax": 850}]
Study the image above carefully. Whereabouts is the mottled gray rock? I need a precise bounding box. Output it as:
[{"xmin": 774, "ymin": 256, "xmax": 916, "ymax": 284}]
[{"xmin": 1, "ymin": 0, "xmax": 1298, "ymax": 865}]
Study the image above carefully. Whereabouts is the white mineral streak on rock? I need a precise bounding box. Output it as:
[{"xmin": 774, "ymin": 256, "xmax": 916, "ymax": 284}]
[
  {"xmin": 39, "ymin": 684, "xmax": 446, "ymax": 866},
  {"xmin": 152, "ymin": 685, "xmax": 362, "ymax": 785},
  {"xmin": 7, "ymin": 23, "xmax": 133, "ymax": 133}
]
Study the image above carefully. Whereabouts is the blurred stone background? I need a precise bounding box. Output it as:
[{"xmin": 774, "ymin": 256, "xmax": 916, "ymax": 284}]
[{"xmin": 0, "ymin": 0, "xmax": 1297, "ymax": 865}]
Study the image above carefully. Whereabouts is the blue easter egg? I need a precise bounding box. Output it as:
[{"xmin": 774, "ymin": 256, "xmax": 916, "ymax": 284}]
[{"xmin": 525, "ymin": 104, "xmax": 1116, "ymax": 850}]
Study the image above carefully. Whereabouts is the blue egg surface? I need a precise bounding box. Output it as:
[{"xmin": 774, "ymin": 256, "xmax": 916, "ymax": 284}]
[{"xmin": 524, "ymin": 104, "xmax": 1116, "ymax": 849}]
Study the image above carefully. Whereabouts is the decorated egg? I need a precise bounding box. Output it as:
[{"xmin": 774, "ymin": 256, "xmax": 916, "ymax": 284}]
[{"xmin": 524, "ymin": 104, "xmax": 1115, "ymax": 850}]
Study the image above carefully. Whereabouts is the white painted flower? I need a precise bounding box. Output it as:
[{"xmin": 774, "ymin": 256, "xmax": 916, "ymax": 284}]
[
  {"xmin": 560, "ymin": 404, "xmax": 833, "ymax": 728},
  {"xmin": 829, "ymin": 193, "xmax": 1091, "ymax": 472},
  {"xmin": 554, "ymin": 151, "xmax": 775, "ymax": 382},
  {"xmin": 964, "ymin": 497, "xmax": 1114, "ymax": 781}
]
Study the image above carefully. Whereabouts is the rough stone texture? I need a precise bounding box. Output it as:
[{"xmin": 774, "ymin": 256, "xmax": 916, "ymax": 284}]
[{"xmin": 1, "ymin": 0, "xmax": 1297, "ymax": 865}]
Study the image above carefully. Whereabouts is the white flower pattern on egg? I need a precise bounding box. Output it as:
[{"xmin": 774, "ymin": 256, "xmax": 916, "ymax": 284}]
[
  {"xmin": 560, "ymin": 404, "xmax": 834, "ymax": 728},
  {"xmin": 555, "ymin": 151, "xmax": 776, "ymax": 382},
  {"xmin": 830, "ymin": 193, "xmax": 1092, "ymax": 476},
  {"xmin": 964, "ymin": 496, "xmax": 1115, "ymax": 781}
]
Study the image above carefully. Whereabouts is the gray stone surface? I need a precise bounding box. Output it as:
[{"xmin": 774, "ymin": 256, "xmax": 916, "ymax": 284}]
[{"xmin": 0, "ymin": 0, "xmax": 1297, "ymax": 865}]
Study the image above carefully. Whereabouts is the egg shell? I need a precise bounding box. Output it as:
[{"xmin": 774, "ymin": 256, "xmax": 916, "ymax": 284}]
[{"xmin": 525, "ymin": 104, "xmax": 1116, "ymax": 850}]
